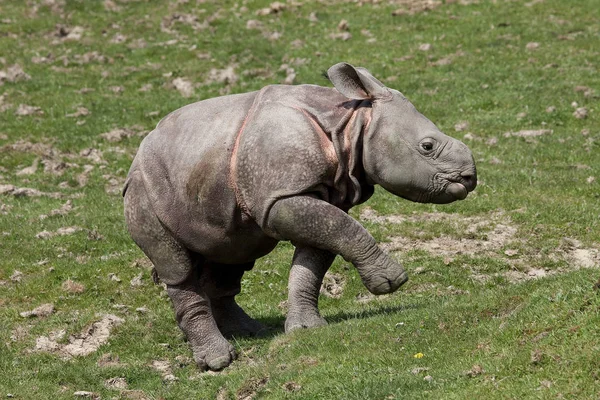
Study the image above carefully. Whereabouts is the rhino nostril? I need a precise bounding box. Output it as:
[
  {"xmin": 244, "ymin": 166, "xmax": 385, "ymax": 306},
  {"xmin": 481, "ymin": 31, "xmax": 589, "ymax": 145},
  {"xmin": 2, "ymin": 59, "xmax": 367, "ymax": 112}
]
[{"xmin": 460, "ymin": 172, "xmax": 477, "ymax": 190}]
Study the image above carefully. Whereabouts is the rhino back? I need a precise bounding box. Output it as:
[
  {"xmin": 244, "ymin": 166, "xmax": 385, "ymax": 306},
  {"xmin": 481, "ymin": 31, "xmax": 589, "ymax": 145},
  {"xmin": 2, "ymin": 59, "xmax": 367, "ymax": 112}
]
[{"xmin": 130, "ymin": 91, "xmax": 278, "ymax": 262}]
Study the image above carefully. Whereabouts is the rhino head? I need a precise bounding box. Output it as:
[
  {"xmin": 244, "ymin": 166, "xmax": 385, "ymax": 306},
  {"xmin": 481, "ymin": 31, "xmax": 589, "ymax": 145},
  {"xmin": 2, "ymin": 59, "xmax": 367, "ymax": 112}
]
[{"xmin": 328, "ymin": 62, "xmax": 477, "ymax": 204}]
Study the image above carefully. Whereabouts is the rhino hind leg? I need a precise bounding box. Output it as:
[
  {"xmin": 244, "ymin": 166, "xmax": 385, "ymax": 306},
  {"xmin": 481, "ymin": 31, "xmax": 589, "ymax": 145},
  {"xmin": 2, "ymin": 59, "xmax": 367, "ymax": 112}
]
[
  {"xmin": 201, "ymin": 262, "xmax": 267, "ymax": 338},
  {"xmin": 124, "ymin": 174, "xmax": 235, "ymax": 371},
  {"xmin": 285, "ymin": 246, "xmax": 335, "ymax": 333}
]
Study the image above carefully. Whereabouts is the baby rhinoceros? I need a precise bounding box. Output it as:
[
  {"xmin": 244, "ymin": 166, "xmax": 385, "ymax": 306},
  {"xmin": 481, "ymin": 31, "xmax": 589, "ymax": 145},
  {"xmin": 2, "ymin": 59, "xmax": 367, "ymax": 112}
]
[{"xmin": 123, "ymin": 62, "xmax": 477, "ymax": 371}]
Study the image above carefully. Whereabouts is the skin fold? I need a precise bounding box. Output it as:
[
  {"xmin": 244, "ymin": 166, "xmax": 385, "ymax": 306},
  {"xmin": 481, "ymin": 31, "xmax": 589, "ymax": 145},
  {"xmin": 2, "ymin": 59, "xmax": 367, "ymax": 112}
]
[{"xmin": 123, "ymin": 62, "xmax": 477, "ymax": 371}]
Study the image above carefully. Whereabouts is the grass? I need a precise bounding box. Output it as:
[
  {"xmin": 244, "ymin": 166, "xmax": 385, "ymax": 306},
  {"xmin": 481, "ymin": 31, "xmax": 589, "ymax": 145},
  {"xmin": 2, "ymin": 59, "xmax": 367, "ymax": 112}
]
[{"xmin": 1, "ymin": 0, "xmax": 599, "ymax": 398}]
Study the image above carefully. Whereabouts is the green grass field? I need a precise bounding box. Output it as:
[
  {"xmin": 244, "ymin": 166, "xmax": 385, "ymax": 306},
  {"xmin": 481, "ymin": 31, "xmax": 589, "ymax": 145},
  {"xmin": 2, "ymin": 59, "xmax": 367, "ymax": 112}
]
[{"xmin": 1, "ymin": 0, "xmax": 599, "ymax": 398}]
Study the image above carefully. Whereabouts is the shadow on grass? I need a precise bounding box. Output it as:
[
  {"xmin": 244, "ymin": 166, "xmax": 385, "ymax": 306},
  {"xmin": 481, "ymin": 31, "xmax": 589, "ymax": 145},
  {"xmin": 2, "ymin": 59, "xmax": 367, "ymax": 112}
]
[{"xmin": 252, "ymin": 302, "xmax": 422, "ymax": 339}]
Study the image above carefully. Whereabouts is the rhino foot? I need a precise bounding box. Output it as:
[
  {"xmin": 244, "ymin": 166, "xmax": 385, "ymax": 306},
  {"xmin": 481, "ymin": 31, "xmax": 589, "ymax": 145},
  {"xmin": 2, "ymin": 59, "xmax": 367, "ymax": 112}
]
[
  {"xmin": 285, "ymin": 311, "xmax": 328, "ymax": 333},
  {"xmin": 191, "ymin": 337, "xmax": 237, "ymax": 371},
  {"xmin": 212, "ymin": 296, "xmax": 268, "ymax": 338}
]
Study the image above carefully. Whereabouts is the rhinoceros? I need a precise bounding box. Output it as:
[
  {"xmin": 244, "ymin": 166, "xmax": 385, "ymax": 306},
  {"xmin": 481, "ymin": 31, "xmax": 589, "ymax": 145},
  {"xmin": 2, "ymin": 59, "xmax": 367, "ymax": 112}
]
[{"xmin": 123, "ymin": 62, "xmax": 477, "ymax": 371}]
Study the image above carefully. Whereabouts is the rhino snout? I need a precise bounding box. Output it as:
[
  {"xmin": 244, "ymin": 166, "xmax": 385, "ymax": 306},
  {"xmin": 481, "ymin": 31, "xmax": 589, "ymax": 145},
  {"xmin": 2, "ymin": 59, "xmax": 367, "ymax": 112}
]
[
  {"xmin": 460, "ymin": 170, "xmax": 477, "ymax": 192},
  {"xmin": 445, "ymin": 169, "xmax": 477, "ymax": 200}
]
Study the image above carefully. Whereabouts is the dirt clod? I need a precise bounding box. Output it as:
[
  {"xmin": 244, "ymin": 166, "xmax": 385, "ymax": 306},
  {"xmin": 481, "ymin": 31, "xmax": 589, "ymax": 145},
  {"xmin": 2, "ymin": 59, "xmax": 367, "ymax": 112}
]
[
  {"xmin": 573, "ymin": 107, "xmax": 588, "ymax": 119},
  {"xmin": 40, "ymin": 200, "xmax": 73, "ymax": 220},
  {"xmin": 530, "ymin": 349, "xmax": 544, "ymax": 365},
  {"xmin": 36, "ymin": 226, "xmax": 82, "ymax": 239},
  {"xmin": 16, "ymin": 158, "xmax": 39, "ymax": 176},
  {"xmin": 97, "ymin": 353, "xmax": 122, "ymax": 368},
  {"xmin": 465, "ymin": 364, "xmax": 485, "ymax": 377},
  {"xmin": 282, "ymin": 381, "xmax": 301, "ymax": 392},
  {"xmin": 105, "ymin": 377, "xmax": 128, "ymax": 389},
  {"xmin": 20, "ymin": 303, "xmax": 55, "ymax": 318},
  {"xmin": 504, "ymin": 129, "xmax": 552, "ymax": 138},
  {"xmin": 130, "ymin": 272, "xmax": 143, "ymax": 287},
  {"xmin": 99, "ymin": 126, "xmax": 145, "ymax": 142},
  {"xmin": 320, "ymin": 272, "xmax": 345, "ymax": 298},
  {"xmin": 0, "ymin": 64, "xmax": 31, "ymax": 85},
  {"xmin": 237, "ymin": 376, "xmax": 269, "ymax": 400},
  {"xmin": 0, "ymin": 184, "xmax": 62, "ymax": 198},
  {"xmin": 411, "ymin": 367, "xmax": 429, "ymax": 375},
  {"xmin": 73, "ymin": 391, "xmax": 99, "ymax": 399},
  {"xmin": 172, "ymin": 77, "xmax": 195, "ymax": 98},
  {"xmin": 151, "ymin": 360, "xmax": 178, "ymax": 382},
  {"xmin": 10, "ymin": 270, "xmax": 23, "ymax": 282},
  {"xmin": 66, "ymin": 107, "xmax": 90, "ymax": 118},
  {"xmin": 15, "ymin": 104, "xmax": 43, "ymax": 116},
  {"xmin": 62, "ymin": 279, "xmax": 85, "ymax": 293}
]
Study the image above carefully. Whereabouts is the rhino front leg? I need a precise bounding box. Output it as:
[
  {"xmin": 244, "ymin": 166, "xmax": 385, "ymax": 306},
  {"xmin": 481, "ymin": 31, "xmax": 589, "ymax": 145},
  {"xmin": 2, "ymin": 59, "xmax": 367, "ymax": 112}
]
[
  {"xmin": 267, "ymin": 196, "xmax": 408, "ymax": 295},
  {"xmin": 285, "ymin": 246, "xmax": 335, "ymax": 333}
]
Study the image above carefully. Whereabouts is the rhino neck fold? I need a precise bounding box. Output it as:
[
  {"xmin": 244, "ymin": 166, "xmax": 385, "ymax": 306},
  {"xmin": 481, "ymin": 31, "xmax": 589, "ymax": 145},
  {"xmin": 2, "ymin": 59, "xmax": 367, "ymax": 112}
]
[{"xmin": 306, "ymin": 99, "xmax": 374, "ymax": 210}]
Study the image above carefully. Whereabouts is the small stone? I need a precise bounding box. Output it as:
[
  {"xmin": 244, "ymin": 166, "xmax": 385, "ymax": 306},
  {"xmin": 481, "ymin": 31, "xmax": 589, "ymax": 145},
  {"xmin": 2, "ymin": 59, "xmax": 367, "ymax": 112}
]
[
  {"xmin": 526, "ymin": 42, "xmax": 540, "ymax": 50},
  {"xmin": 419, "ymin": 43, "xmax": 432, "ymax": 51},
  {"xmin": 587, "ymin": 176, "xmax": 595, "ymax": 184},
  {"xmin": 424, "ymin": 375, "xmax": 433, "ymax": 382}
]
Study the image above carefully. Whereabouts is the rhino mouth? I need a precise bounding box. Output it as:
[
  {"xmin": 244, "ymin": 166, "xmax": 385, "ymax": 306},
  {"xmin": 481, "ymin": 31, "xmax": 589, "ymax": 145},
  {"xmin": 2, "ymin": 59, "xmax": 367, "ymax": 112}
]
[
  {"xmin": 445, "ymin": 182, "xmax": 468, "ymax": 200},
  {"xmin": 414, "ymin": 172, "xmax": 476, "ymax": 204},
  {"xmin": 391, "ymin": 171, "xmax": 476, "ymax": 204}
]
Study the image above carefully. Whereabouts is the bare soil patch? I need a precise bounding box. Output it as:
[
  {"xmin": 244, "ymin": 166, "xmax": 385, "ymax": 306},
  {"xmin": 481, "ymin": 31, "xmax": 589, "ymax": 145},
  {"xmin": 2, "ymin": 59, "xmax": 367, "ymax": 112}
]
[
  {"xmin": 34, "ymin": 314, "xmax": 124, "ymax": 358},
  {"xmin": 151, "ymin": 360, "xmax": 178, "ymax": 382},
  {"xmin": 362, "ymin": 208, "xmax": 599, "ymax": 284}
]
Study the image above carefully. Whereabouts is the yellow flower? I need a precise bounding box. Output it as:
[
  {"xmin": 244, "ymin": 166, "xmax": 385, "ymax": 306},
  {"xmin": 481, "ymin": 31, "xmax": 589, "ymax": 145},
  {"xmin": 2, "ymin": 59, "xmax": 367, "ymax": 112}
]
[{"xmin": 414, "ymin": 353, "xmax": 424, "ymax": 359}]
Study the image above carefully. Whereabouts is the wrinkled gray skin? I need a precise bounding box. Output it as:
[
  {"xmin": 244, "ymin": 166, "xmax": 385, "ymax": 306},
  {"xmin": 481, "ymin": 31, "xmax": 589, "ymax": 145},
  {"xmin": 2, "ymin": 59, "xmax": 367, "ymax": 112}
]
[{"xmin": 123, "ymin": 63, "xmax": 477, "ymax": 371}]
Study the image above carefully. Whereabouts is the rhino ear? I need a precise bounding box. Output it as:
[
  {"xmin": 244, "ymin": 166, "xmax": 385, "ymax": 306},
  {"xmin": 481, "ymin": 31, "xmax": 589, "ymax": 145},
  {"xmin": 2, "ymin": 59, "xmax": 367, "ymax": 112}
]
[{"xmin": 327, "ymin": 62, "xmax": 391, "ymax": 100}]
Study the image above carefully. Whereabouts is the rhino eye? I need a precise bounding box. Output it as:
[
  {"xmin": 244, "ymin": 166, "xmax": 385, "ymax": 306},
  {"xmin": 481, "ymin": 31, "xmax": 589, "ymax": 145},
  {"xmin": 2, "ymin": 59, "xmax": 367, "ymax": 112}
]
[{"xmin": 420, "ymin": 139, "xmax": 436, "ymax": 153}]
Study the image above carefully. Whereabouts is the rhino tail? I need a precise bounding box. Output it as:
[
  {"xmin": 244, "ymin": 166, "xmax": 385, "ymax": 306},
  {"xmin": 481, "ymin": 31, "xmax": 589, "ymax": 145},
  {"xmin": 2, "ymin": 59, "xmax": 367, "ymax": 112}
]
[{"xmin": 151, "ymin": 267, "xmax": 161, "ymax": 285}]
